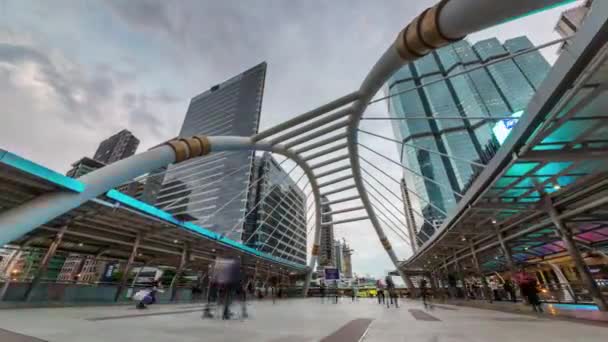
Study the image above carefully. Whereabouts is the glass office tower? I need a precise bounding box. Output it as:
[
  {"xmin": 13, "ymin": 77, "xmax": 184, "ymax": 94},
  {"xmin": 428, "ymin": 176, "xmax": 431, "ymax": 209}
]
[
  {"xmin": 387, "ymin": 36, "xmax": 550, "ymax": 245},
  {"xmin": 153, "ymin": 62, "xmax": 266, "ymax": 241},
  {"xmin": 243, "ymin": 153, "xmax": 307, "ymax": 265}
]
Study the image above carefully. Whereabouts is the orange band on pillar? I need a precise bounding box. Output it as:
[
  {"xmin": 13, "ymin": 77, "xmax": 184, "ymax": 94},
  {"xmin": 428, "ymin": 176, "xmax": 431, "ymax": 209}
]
[
  {"xmin": 194, "ymin": 136, "xmax": 211, "ymax": 156},
  {"xmin": 311, "ymin": 245, "xmax": 320, "ymax": 256},
  {"xmin": 165, "ymin": 140, "xmax": 190, "ymax": 163},
  {"xmin": 380, "ymin": 238, "xmax": 392, "ymax": 250}
]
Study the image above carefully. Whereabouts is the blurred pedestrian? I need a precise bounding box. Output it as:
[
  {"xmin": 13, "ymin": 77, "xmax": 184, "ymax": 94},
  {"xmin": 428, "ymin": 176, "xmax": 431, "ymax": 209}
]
[
  {"xmin": 376, "ymin": 279, "xmax": 385, "ymax": 305},
  {"xmin": 515, "ymin": 270, "xmax": 543, "ymax": 313},
  {"xmin": 503, "ymin": 278, "xmax": 517, "ymax": 303}
]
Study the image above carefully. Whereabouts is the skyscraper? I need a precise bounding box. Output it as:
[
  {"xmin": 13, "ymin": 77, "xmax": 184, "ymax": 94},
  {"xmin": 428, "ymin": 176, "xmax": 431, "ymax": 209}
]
[
  {"xmin": 341, "ymin": 240, "xmax": 353, "ymax": 279},
  {"xmin": 387, "ymin": 36, "xmax": 550, "ymax": 245},
  {"xmin": 318, "ymin": 196, "xmax": 336, "ymax": 271},
  {"xmin": 154, "ymin": 62, "xmax": 267, "ymax": 240},
  {"xmin": 93, "ymin": 129, "xmax": 140, "ymax": 164},
  {"xmin": 243, "ymin": 152, "xmax": 307, "ymax": 265}
]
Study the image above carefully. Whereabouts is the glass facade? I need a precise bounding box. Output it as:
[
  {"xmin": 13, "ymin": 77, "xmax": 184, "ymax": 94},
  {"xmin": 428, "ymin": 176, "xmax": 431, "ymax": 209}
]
[
  {"xmin": 150, "ymin": 62, "xmax": 266, "ymax": 241},
  {"xmin": 387, "ymin": 36, "xmax": 550, "ymax": 245},
  {"xmin": 243, "ymin": 153, "xmax": 307, "ymax": 265}
]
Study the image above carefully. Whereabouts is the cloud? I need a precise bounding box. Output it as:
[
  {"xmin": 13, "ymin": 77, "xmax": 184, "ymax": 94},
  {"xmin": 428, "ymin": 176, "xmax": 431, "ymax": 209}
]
[{"xmin": 0, "ymin": 35, "xmax": 182, "ymax": 171}]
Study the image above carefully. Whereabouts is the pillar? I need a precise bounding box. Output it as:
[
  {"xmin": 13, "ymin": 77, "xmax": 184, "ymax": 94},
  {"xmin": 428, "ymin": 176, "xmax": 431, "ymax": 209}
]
[
  {"xmin": 454, "ymin": 256, "xmax": 467, "ymax": 300},
  {"xmin": 24, "ymin": 225, "xmax": 68, "ymax": 301},
  {"xmin": 494, "ymin": 226, "xmax": 516, "ymax": 273},
  {"xmin": 171, "ymin": 244, "xmax": 190, "ymax": 302},
  {"xmin": 403, "ymin": 272, "xmax": 416, "ymax": 297},
  {"xmin": 470, "ymin": 242, "xmax": 491, "ymax": 302},
  {"xmin": 545, "ymin": 197, "xmax": 607, "ymax": 311},
  {"xmin": 114, "ymin": 233, "xmax": 141, "ymax": 302}
]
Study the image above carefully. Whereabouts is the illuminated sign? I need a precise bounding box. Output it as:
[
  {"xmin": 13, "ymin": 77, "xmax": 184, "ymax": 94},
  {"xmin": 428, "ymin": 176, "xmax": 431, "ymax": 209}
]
[{"xmin": 492, "ymin": 110, "xmax": 524, "ymax": 145}]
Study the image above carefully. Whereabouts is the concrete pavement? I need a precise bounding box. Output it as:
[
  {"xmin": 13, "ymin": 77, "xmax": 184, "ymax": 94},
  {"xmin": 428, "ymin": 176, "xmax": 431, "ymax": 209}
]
[{"xmin": 0, "ymin": 298, "xmax": 606, "ymax": 341}]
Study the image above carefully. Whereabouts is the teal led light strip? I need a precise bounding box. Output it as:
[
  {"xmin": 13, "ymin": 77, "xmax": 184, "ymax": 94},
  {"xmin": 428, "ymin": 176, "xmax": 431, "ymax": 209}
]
[
  {"xmin": 0, "ymin": 150, "xmax": 85, "ymax": 193},
  {"xmin": 499, "ymin": 0, "xmax": 579, "ymax": 25}
]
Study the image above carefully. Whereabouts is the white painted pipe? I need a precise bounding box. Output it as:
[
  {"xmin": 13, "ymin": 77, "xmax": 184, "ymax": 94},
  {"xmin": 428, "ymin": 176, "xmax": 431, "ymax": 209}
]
[{"xmin": 0, "ymin": 146, "xmax": 176, "ymax": 245}]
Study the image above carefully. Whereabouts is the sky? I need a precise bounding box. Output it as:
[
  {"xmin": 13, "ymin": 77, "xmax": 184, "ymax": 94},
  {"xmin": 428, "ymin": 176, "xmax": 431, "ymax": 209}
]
[{"xmin": 0, "ymin": 0, "xmax": 582, "ymax": 278}]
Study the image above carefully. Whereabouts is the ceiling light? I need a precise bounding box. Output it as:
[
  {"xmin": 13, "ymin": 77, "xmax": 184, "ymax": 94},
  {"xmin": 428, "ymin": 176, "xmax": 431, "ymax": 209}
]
[
  {"xmin": 173, "ymin": 239, "xmax": 179, "ymax": 244},
  {"xmin": 491, "ymin": 219, "xmax": 497, "ymax": 224},
  {"xmin": 553, "ymin": 184, "xmax": 561, "ymax": 190},
  {"xmin": 461, "ymin": 236, "xmax": 466, "ymax": 241},
  {"xmin": 78, "ymin": 242, "xmax": 84, "ymax": 247}
]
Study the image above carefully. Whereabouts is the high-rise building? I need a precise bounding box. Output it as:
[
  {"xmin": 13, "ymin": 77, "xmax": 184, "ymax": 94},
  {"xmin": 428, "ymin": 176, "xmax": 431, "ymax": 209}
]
[
  {"xmin": 67, "ymin": 130, "xmax": 139, "ymax": 179},
  {"xmin": 387, "ymin": 36, "xmax": 550, "ymax": 245},
  {"xmin": 153, "ymin": 62, "xmax": 267, "ymax": 240},
  {"xmin": 317, "ymin": 196, "xmax": 336, "ymax": 270},
  {"xmin": 334, "ymin": 240, "xmax": 344, "ymax": 273},
  {"xmin": 66, "ymin": 157, "xmax": 106, "ymax": 178},
  {"xmin": 93, "ymin": 129, "xmax": 140, "ymax": 164},
  {"xmin": 341, "ymin": 240, "xmax": 353, "ymax": 279},
  {"xmin": 555, "ymin": 0, "xmax": 593, "ymax": 51},
  {"xmin": 243, "ymin": 152, "xmax": 307, "ymax": 265}
]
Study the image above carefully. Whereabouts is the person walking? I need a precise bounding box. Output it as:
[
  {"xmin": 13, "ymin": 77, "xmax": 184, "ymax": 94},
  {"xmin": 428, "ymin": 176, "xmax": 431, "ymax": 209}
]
[
  {"xmin": 385, "ymin": 276, "xmax": 398, "ymax": 308},
  {"xmin": 420, "ymin": 278, "xmax": 430, "ymax": 309},
  {"xmin": 503, "ymin": 278, "xmax": 517, "ymax": 303},
  {"xmin": 351, "ymin": 284, "xmax": 359, "ymax": 302},
  {"xmin": 376, "ymin": 279, "xmax": 385, "ymax": 305},
  {"xmin": 515, "ymin": 270, "xmax": 543, "ymax": 313}
]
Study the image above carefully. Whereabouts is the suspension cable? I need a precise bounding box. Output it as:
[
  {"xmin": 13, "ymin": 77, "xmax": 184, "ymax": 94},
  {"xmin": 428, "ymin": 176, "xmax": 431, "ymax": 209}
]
[
  {"xmin": 358, "ymin": 143, "xmax": 463, "ymax": 198},
  {"xmin": 358, "ymin": 129, "xmax": 486, "ymax": 168}
]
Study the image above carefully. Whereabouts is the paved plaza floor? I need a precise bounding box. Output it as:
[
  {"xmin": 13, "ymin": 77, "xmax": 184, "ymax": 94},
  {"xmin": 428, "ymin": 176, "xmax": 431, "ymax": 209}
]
[{"xmin": 0, "ymin": 298, "xmax": 606, "ymax": 341}]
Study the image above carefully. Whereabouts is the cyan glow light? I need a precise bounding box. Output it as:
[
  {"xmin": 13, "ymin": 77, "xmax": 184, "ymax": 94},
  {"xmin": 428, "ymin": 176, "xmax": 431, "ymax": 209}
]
[
  {"xmin": 492, "ymin": 110, "xmax": 524, "ymax": 145},
  {"xmin": 106, "ymin": 189, "xmax": 305, "ymax": 270},
  {"xmin": 0, "ymin": 150, "xmax": 85, "ymax": 193}
]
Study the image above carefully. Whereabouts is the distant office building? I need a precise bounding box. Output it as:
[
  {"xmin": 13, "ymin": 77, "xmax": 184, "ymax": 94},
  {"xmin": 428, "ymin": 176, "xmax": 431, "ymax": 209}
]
[
  {"xmin": 387, "ymin": 36, "xmax": 550, "ymax": 245},
  {"xmin": 317, "ymin": 196, "xmax": 336, "ymax": 271},
  {"xmin": 116, "ymin": 180, "xmax": 145, "ymax": 200},
  {"xmin": 555, "ymin": 0, "xmax": 593, "ymax": 51},
  {"xmin": 342, "ymin": 240, "xmax": 353, "ymax": 278},
  {"xmin": 56, "ymin": 255, "xmax": 104, "ymax": 284},
  {"xmin": 334, "ymin": 240, "xmax": 344, "ymax": 273},
  {"xmin": 153, "ymin": 62, "xmax": 267, "ymax": 240},
  {"xmin": 57, "ymin": 254, "xmax": 84, "ymax": 282},
  {"xmin": 66, "ymin": 157, "xmax": 105, "ymax": 178},
  {"xmin": 243, "ymin": 152, "xmax": 307, "ymax": 265},
  {"xmin": 93, "ymin": 129, "xmax": 140, "ymax": 164}
]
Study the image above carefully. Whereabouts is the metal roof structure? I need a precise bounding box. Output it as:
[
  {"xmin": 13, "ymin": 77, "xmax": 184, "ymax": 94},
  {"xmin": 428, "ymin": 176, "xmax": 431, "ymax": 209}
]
[{"xmin": 0, "ymin": 150, "xmax": 305, "ymax": 275}]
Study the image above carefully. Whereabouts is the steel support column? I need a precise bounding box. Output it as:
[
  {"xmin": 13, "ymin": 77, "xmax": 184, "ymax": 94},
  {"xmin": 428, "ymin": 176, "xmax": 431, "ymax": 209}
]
[
  {"xmin": 114, "ymin": 233, "xmax": 141, "ymax": 302},
  {"xmin": 469, "ymin": 242, "xmax": 491, "ymax": 302},
  {"xmin": 400, "ymin": 179, "xmax": 418, "ymax": 253},
  {"xmin": 495, "ymin": 226, "xmax": 516, "ymax": 274},
  {"xmin": 171, "ymin": 244, "xmax": 190, "ymax": 302},
  {"xmin": 24, "ymin": 225, "xmax": 69, "ymax": 301},
  {"xmin": 453, "ymin": 256, "xmax": 467, "ymax": 301},
  {"xmin": 544, "ymin": 197, "xmax": 607, "ymax": 311}
]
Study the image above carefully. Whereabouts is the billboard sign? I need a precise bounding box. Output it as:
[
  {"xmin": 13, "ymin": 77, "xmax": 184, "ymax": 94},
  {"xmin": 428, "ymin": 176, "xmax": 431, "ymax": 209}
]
[{"xmin": 324, "ymin": 267, "xmax": 340, "ymax": 280}]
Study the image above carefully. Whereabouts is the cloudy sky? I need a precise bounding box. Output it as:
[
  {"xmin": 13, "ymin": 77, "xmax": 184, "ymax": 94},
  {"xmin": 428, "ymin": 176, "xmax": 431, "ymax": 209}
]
[{"xmin": 0, "ymin": 0, "xmax": 581, "ymax": 277}]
